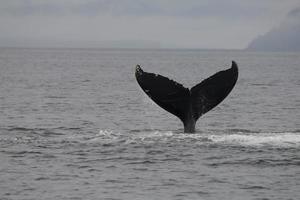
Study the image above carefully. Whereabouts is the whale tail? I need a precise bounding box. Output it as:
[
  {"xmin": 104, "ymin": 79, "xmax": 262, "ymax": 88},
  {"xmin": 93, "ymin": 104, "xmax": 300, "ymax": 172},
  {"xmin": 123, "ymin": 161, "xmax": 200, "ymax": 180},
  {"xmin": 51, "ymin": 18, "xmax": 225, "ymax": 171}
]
[{"xmin": 135, "ymin": 61, "xmax": 238, "ymax": 133}]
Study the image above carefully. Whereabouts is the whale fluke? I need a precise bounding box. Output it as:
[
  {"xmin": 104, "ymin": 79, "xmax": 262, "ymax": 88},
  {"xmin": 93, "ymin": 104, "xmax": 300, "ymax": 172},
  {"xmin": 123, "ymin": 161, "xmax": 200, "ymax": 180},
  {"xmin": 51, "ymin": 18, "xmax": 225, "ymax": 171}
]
[{"xmin": 135, "ymin": 61, "xmax": 238, "ymax": 133}]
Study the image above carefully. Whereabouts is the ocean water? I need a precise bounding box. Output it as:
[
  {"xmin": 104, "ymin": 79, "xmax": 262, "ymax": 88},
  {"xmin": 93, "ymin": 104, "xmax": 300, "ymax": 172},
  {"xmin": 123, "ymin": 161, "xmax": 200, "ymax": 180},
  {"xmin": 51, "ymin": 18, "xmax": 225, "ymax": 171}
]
[{"xmin": 0, "ymin": 48, "xmax": 299, "ymax": 200}]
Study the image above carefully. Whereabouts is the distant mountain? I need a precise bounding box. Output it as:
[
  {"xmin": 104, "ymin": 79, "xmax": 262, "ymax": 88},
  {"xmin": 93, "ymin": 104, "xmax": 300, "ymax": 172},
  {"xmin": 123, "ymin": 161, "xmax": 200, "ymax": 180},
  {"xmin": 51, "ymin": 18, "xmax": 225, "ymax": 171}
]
[{"xmin": 246, "ymin": 8, "xmax": 300, "ymax": 51}]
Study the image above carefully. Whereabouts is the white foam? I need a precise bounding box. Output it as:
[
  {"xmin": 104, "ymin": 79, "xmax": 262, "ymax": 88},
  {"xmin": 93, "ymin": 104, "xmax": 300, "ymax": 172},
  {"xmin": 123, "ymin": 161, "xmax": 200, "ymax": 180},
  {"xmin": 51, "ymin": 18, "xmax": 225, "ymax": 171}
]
[
  {"xmin": 98, "ymin": 129, "xmax": 116, "ymax": 137},
  {"xmin": 93, "ymin": 129, "xmax": 122, "ymax": 141},
  {"xmin": 139, "ymin": 131, "xmax": 174, "ymax": 138},
  {"xmin": 94, "ymin": 129, "xmax": 300, "ymax": 148},
  {"xmin": 131, "ymin": 131, "xmax": 174, "ymax": 143},
  {"xmin": 208, "ymin": 132, "xmax": 300, "ymax": 147}
]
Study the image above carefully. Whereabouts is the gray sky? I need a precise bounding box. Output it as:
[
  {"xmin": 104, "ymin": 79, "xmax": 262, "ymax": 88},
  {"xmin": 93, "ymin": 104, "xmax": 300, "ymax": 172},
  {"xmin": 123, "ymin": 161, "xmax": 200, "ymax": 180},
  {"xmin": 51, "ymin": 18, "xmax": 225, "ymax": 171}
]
[{"xmin": 0, "ymin": 0, "xmax": 299, "ymax": 49}]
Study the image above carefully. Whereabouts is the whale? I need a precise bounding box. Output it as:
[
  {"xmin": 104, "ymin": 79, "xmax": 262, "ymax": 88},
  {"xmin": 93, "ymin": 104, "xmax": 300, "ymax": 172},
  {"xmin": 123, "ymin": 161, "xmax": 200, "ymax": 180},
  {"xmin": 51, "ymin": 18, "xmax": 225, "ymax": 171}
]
[{"xmin": 135, "ymin": 61, "xmax": 238, "ymax": 133}]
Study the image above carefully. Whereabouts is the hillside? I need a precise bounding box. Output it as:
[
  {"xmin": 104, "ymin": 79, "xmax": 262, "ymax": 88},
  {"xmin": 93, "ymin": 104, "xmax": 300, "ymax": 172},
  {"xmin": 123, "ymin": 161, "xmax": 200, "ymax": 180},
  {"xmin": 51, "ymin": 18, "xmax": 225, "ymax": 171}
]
[{"xmin": 247, "ymin": 8, "xmax": 300, "ymax": 51}]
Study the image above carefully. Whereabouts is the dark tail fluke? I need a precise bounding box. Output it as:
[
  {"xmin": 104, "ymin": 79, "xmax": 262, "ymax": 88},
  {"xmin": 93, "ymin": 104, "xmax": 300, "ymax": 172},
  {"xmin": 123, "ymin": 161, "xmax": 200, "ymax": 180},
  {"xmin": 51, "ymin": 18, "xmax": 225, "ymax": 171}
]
[{"xmin": 135, "ymin": 61, "xmax": 238, "ymax": 133}]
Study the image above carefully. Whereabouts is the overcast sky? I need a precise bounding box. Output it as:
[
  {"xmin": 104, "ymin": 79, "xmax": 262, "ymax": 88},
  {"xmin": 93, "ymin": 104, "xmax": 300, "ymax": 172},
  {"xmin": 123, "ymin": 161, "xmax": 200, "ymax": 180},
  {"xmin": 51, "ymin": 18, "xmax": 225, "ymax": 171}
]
[{"xmin": 0, "ymin": 0, "xmax": 299, "ymax": 49}]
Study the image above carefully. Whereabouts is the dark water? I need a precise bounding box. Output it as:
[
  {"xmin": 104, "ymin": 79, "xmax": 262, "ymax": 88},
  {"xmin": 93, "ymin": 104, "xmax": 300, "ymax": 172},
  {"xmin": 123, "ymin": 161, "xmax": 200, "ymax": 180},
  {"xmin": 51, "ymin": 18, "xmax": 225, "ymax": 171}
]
[{"xmin": 0, "ymin": 48, "xmax": 299, "ymax": 200}]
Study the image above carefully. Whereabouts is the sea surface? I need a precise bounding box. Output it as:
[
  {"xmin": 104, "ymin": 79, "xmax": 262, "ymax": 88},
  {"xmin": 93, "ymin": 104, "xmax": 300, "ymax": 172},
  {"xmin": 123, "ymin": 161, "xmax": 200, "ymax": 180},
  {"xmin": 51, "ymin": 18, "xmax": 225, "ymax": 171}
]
[{"xmin": 0, "ymin": 47, "xmax": 299, "ymax": 200}]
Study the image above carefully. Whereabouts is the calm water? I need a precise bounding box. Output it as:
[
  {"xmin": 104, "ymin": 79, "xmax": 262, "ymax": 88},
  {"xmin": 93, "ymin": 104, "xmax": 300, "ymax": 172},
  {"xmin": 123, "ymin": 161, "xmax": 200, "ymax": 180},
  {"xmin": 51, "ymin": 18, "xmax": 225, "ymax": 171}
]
[{"xmin": 0, "ymin": 48, "xmax": 299, "ymax": 200}]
